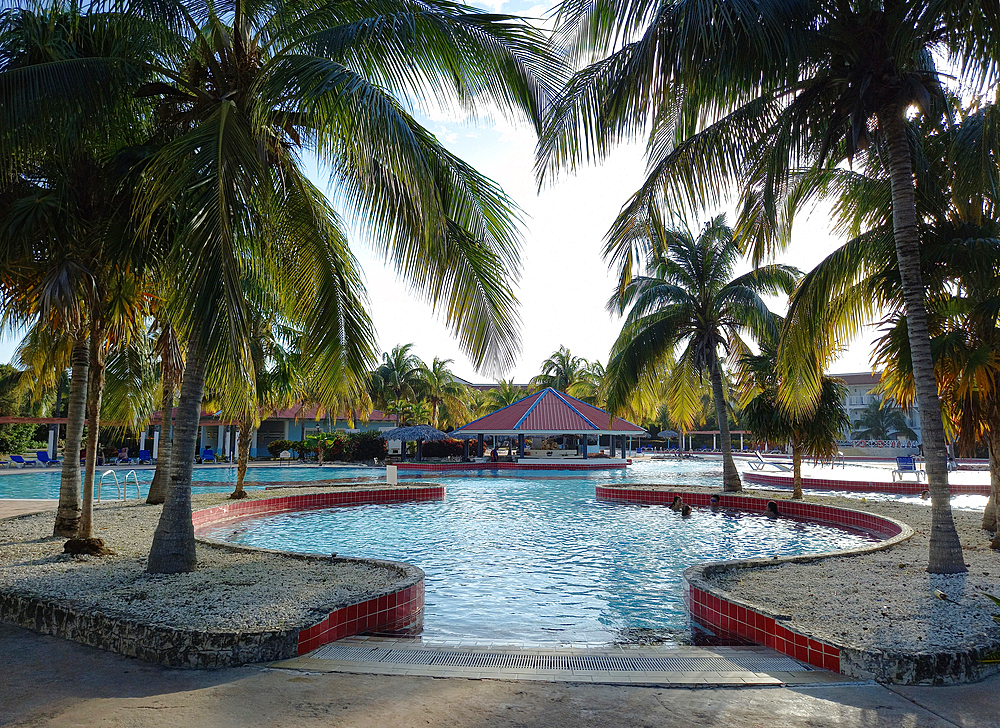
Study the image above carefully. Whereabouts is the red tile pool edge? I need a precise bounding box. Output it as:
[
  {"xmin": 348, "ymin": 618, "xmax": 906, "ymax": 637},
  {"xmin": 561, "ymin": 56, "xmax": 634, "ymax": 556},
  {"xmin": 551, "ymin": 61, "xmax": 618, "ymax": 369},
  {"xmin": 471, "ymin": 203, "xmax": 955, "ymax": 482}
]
[
  {"xmin": 396, "ymin": 460, "xmax": 631, "ymax": 471},
  {"xmin": 595, "ymin": 487, "xmax": 908, "ymax": 673},
  {"xmin": 685, "ymin": 584, "xmax": 840, "ymax": 673},
  {"xmin": 192, "ymin": 489, "xmax": 437, "ymax": 654},
  {"xmin": 743, "ymin": 471, "xmax": 990, "ymax": 495}
]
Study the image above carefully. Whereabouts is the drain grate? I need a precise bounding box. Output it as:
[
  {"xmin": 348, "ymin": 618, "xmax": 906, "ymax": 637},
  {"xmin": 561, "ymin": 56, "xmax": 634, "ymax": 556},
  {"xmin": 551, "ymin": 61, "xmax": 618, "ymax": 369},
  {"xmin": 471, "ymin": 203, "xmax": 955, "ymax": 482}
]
[{"xmin": 308, "ymin": 644, "xmax": 812, "ymax": 673}]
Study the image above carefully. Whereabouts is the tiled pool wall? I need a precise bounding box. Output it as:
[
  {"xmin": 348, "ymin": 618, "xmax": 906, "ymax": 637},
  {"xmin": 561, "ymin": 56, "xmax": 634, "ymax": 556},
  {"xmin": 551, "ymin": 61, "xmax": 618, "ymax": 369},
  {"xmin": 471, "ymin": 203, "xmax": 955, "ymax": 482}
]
[
  {"xmin": 595, "ymin": 487, "xmax": 915, "ymax": 679},
  {"xmin": 744, "ymin": 471, "xmax": 992, "ymax": 495},
  {"xmin": 395, "ymin": 460, "xmax": 631, "ymax": 471},
  {"xmin": 193, "ymin": 487, "xmax": 444, "ymax": 657}
]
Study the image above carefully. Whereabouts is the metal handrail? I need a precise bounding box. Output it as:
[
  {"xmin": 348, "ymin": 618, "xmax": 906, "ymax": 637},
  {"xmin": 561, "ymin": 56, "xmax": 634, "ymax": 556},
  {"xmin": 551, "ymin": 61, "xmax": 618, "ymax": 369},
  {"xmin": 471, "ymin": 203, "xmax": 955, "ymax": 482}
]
[
  {"xmin": 97, "ymin": 470, "xmax": 121, "ymax": 501},
  {"xmin": 123, "ymin": 470, "xmax": 142, "ymax": 500}
]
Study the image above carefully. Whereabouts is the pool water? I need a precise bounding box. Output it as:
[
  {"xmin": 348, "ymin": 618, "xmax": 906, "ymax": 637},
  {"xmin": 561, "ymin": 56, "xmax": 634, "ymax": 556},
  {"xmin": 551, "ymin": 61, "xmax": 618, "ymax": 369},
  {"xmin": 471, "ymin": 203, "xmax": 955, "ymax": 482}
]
[
  {"xmin": 0, "ymin": 465, "xmax": 376, "ymax": 499},
  {"xmin": 203, "ymin": 472, "xmax": 877, "ymax": 647}
]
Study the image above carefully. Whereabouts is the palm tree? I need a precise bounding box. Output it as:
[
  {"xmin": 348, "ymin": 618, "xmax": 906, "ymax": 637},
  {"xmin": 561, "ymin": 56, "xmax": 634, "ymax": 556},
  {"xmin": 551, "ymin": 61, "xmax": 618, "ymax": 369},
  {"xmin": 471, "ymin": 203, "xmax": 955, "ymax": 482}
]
[
  {"xmin": 530, "ymin": 346, "xmax": 585, "ymax": 392},
  {"xmin": 780, "ymin": 100, "xmax": 1000, "ymax": 548},
  {"xmin": 603, "ymin": 214, "xmax": 798, "ymax": 491},
  {"xmin": 484, "ymin": 379, "xmax": 528, "ymax": 409},
  {"xmin": 372, "ymin": 344, "xmax": 426, "ymax": 424},
  {"xmin": 418, "ymin": 358, "xmax": 468, "ymax": 429},
  {"xmin": 738, "ymin": 340, "xmax": 850, "ymax": 498},
  {"xmin": 567, "ymin": 359, "xmax": 606, "ymax": 407},
  {"xmin": 851, "ymin": 397, "xmax": 917, "ymax": 441},
  {"xmin": 540, "ymin": 0, "xmax": 987, "ymax": 573}
]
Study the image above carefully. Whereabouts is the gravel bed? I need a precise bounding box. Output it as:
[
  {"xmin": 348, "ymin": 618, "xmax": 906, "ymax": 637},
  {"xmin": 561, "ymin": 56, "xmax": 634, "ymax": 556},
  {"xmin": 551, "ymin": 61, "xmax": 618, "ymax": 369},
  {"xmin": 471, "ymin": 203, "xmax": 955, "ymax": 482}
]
[
  {"xmin": 0, "ymin": 488, "xmax": 403, "ymax": 633},
  {"xmin": 673, "ymin": 486, "xmax": 1000, "ymax": 655}
]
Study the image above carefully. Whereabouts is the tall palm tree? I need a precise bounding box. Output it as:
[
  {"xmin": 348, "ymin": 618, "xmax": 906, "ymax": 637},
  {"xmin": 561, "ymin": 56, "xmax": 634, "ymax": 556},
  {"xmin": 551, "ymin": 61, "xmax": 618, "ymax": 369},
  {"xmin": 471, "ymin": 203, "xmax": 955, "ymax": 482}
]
[
  {"xmin": 780, "ymin": 100, "xmax": 1000, "ymax": 549},
  {"xmin": 540, "ymin": 0, "xmax": 988, "ymax": 573},
  {"xmin": 418, "ymin": 357, "xmax": 467, "ymax": 429},
  {"xmin": 484, "ymin": 379, "xmax": 528, "ymax": 409},
  {"xmin": 851, "ymin": 397, "xmax": 917, "ymax": 441},
  {"xmin": 738, "ymin": 340, "xmax": 850, "ymax": 498},
  {"xmin": 372, "ymin": 344, "xmax": 426, "ymax": 423},
  {"xmin": 567, "ymin": 359, "xmax": 605, "ymax": 407},
  {"xmin": 530, "ymin": 345, "xmax": 585, "ymax": 392},
  {"xmin": 604, "ymin": 214, "xmax": 798, "ymax": 491}
]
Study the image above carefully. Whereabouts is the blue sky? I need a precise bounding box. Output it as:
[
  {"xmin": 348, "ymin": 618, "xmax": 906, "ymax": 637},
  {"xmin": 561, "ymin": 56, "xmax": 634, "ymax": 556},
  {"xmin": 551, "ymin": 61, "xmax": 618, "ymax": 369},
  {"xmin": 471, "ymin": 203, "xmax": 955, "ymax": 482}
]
[{"xmin": 0, "ymin": 1, "xmax": 882, "ymax": 383}]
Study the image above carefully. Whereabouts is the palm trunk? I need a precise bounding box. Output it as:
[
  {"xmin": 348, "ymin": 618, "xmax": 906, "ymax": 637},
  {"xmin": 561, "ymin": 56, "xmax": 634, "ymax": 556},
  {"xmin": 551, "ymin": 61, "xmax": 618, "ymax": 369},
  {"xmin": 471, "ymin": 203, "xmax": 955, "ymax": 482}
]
[
  {"xmin": 54, "ymin": 335, "xmax": 88, "ymax": 537},
  {"xmin": 146, "ymin": 362, "xmax": 176, "ymax": 504},
  {"xmin": 709, "ymin": 351, "xmax": 741, "ymax": 491},
  {"xmin": 985, "ymin": 428, "xmax": 1000, "ymax": 548},
  {"xmin": 231, "ymin": 419, "xmax": 252, "ymax": 500},
  {"xmin": 147, "ymin": 337, "xmax": 205, "ymax": 574},
  {"xmin": 881, "ymin": 110, "xmax": 966, "ymax": 573},
  {"xmin": 79, "ymin": 323, "xmax": 106, "ymax": 540},
  {"xmin": 792, "ymin": 441, "xmax": 803, "ymax": 500}
]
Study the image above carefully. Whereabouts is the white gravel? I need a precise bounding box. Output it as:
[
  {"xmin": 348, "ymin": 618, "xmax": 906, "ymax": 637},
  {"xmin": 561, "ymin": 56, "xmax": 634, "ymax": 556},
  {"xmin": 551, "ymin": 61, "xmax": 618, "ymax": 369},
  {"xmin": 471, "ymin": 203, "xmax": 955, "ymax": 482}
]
[
  {"xmin": 707, "ymin": 491, "xmax": 1000, "ymax": 654},
  {"xmin": 0, "ymin": 490, "xmax": 401, "ymax": 632}
]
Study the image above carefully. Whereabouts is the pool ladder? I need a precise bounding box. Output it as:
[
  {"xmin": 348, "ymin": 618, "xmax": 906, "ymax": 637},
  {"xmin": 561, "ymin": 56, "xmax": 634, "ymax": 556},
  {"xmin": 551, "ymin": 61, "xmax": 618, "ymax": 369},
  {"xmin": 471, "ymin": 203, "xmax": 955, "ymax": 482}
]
[{"xmin": 97, "ymin": 470, "xmax": 143, "ymax": 501}]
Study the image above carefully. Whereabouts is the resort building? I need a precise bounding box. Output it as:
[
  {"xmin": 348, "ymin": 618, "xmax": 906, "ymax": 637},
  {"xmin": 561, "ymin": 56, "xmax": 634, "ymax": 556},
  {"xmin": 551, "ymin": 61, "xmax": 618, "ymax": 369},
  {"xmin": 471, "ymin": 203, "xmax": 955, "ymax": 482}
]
[
  {"xmin": 146, "ymin": 406, "xmax": 397, "ymax": 460},
  {"xmin": 830, "ymin": 371, "xmax": 921, "ymax": 443}
]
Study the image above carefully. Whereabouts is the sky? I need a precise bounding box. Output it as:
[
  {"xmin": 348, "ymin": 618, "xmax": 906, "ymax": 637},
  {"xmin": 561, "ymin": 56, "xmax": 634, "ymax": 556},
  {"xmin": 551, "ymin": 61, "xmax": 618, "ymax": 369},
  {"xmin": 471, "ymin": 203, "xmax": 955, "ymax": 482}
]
[{"xmin": 0, "ymin": 0, "xmax": 884, "ymax": 383}]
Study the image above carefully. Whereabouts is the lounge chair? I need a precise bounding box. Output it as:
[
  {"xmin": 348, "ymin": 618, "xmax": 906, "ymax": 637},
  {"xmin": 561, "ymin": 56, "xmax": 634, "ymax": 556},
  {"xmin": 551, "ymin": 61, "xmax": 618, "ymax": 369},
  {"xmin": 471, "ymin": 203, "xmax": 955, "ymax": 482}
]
[
  {"xmin": 36, "ymin": 451, "xmax": 60, "ymax": 467},
  {"xmin": 10, "ymin": 455, "xmax": 36, "ymax": 468},
  {"xmin": 137, "ymin": 449, "xmax": 153, "ymax": 464},
  {"xmin": 892, "ymin": 456, "xmax": 925, "ymax": 482},
  {"xmin": 749, "ymin": 450, "xmax": 793, "ymax": 472},
  {"xmin": 201, "ymin": 448, "xmax": 216, "ymax": 463}
]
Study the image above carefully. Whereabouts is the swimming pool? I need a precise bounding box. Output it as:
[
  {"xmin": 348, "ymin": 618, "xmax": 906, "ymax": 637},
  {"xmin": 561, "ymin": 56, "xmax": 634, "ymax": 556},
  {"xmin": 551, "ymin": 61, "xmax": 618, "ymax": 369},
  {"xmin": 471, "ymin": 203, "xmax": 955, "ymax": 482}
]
[
  {"xmin": 202, "ymin": 473, "xmax": 877, "ymax": 647},
  {"xmin": 0, "ymin": 465, "xmax": 377, "ymax": 499}
]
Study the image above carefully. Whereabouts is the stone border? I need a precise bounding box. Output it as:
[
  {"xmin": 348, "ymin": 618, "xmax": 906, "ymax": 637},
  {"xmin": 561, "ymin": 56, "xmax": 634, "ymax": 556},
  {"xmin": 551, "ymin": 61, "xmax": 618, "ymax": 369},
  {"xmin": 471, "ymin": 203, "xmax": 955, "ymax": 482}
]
[
  {"xmin": 0, "ymin": 487, "xmax": 441, "ymax": 669},
  {"xmin": 595, "ymin": 487, "xmax": 998, "ymax": 684},
  {"xmin": 744, "ymin": 470, "xmax": 991, "ymax": 495}
]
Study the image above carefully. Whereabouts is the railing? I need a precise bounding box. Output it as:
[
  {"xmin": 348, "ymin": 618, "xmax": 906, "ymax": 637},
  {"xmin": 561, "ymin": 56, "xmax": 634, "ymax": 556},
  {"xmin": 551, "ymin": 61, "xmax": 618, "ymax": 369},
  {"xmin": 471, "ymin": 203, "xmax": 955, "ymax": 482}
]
[{"xmin": 97, "ymin": 470, "xmax": 144, "ymax": 501}]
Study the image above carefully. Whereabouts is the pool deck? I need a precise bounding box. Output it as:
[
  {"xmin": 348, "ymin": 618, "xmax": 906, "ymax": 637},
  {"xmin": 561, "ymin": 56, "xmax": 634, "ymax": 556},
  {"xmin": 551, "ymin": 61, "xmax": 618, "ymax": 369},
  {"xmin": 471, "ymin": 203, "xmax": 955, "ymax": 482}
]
[{"xmin": 4, "ymin": 620, "xmax": 999, "ymax": 728}]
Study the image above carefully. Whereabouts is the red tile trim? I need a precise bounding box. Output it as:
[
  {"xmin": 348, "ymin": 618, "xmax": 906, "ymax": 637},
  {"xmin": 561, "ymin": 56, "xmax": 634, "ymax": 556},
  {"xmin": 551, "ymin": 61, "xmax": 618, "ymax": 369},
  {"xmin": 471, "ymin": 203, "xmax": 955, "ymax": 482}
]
[
  {"xmin": 743, "ymin": 471, "xmax": 989, "ymax": 495},
  {"xmin": 190, "ymin": 487, "xmax": 446, "ymax": 528},
  {"xmin": 395, "ymin": 461, "xmax": 629, "ymax": 471}
]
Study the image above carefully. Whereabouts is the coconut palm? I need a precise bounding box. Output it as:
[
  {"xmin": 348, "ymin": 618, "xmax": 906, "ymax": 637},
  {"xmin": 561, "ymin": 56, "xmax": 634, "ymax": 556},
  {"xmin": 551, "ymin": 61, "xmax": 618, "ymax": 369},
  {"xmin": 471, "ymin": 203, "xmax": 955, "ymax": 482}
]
[
  {"xmin": 738, "ymin": 339, "xmax": 850, "ymax": 498},
  {"xmin": 484, "ymin": 379, "xmax": 528, "ymax": 409},
  {"xmin": 851, "ymin": 397, "xmax": 917, "ymax": 441},
  {"xmin": 604, "ymin": 214, "xmax": 798, "ymax": 491},
  {"xmin": 567, "ymin": 359, "xmax": 606, "ymax": 407},
  {"xmin": 530, "ymin": 345, "xmax": 585, "ymax": 392},
  {"xmin": 540, "ymin": 0, "xmax": 988, "ymax": 572},
  {"xmin": 779, "ymin": 100, "xmax": 1000, "ymax": 548},
  {"xmin": 418, "ymin": 357, "xmax": 468, "ymax": 429}
]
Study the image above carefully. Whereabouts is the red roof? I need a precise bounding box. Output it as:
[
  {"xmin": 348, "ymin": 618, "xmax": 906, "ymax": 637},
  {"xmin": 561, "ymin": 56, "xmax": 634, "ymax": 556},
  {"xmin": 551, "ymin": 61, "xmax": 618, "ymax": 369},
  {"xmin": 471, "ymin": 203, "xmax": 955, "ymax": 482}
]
[{"xmin": 454, "ymin": 388, "xmax": 646, "ymax": 435}]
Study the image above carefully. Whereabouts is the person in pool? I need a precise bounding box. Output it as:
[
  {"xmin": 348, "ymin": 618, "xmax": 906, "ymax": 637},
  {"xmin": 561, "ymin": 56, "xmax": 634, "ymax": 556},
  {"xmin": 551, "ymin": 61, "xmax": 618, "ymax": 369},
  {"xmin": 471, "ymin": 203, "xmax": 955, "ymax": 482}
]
[
  {"xmin": 920, "ymin": 489, "xmax": 929, "ymax": 499},
  {"xmin": 709, "ymin": 494, "xmax": 720, "ymax": 511},
  {"xmin": 669, "ymin": 495, "xmax": 683, "ymax": 511},
  {"xmin": 681, "ymin": 504, "xmax": 692, "ymax": 518},
  {"xmin": 765, "ymin": 500, "xmax": 779, "ymax": 518}
]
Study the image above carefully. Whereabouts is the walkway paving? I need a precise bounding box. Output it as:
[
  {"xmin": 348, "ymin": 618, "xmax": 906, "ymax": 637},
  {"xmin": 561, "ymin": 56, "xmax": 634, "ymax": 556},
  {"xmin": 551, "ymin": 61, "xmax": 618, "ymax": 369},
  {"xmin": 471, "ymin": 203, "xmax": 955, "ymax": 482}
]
[
  {"xmin": 277, "ymin": 636, "xmax": 847, "ymax": 686},
  {"xmin": 2, "ymin": 622, "xmax": 998, "ymax": 728}
]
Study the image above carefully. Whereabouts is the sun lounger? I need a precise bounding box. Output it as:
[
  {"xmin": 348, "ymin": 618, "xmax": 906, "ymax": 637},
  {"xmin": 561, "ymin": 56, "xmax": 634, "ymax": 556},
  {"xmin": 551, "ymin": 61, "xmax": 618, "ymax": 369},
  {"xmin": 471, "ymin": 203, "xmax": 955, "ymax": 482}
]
[
  {"xmin": 36, "ymin": 451, "xmax": 60, "ymax": 467},
  {"xmin": 749, "ymin": 450, "xmax": 793, "ymax": 472},
  {"xmin": 892, "ymin": 456, "xmax": 925, "ymax": 482},
  {"xmin": 10, "ymin": 455, "xmax": 36, "ymax": 467},
  {"xmin": 137, "ymin": 449, "xmax": 153, "ymax": 464},
  {"xmin": 201, "ymin": 448, "xmax": 216, "ymax": 463}
]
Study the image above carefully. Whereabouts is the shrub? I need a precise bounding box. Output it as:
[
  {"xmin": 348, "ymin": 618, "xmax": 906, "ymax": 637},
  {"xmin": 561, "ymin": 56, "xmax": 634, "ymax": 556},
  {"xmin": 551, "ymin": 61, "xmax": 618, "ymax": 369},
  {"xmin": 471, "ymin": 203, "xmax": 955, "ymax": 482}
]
[
  {"xmin": 421, "ymin": 438, "xmax": 464, "ymax": 458},
  {"xmin": 350, "ymin": 430, "xmax": 387, "ymax": 461},
  {"xmin": 266, "ymin": 439, "xmax": 299, "ymax": 458}
]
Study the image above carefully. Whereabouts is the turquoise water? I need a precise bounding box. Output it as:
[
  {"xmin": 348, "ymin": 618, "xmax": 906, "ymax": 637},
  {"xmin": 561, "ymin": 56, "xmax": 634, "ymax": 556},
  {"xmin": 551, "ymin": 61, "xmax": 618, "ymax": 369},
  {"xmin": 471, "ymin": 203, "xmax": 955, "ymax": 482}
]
[
  {"xmin": 0, "ymin": 465, "xmax": 376, "ymax": 499},
  {"xmin": 203, "ymin": 470, "xmax": 876, "ymax": 646}
]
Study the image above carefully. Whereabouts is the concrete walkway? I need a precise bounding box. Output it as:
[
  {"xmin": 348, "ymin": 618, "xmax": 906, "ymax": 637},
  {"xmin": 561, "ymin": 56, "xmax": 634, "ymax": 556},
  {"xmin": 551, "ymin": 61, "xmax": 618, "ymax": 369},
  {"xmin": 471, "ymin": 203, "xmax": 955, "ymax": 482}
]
[{"xmin": 1, "ymin": 622, "xmax": 997, "ymax": 728}]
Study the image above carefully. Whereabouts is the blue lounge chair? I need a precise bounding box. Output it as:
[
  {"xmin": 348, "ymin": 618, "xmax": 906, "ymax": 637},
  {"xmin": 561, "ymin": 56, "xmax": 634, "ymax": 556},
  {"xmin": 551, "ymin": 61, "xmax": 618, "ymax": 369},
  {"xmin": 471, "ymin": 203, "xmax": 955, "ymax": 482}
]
[
  {"xmin": 10, "ymin": 455, "xmax": 36, "ymax": 467},
  {"xmin": 892, "ymin": 456, "xmax": 925, "ymax": 483},
  {"xmin": 36, "ymin": 451, "xmax": 60, "ymax": 467},
  {"xmin": 137, "ymin": 449, "xmax": 153, "ymax": 464},
  {"xmin": 201, "ymin": 448, "xmax": 216, "ymax": 463}
]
